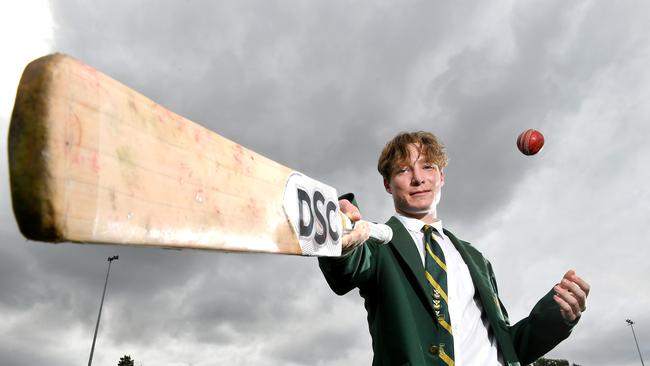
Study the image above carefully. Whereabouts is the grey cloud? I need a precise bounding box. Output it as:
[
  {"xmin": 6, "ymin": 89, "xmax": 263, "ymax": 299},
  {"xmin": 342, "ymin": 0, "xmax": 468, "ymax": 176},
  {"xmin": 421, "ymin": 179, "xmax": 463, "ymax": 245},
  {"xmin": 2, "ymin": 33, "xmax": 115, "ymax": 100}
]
[{"xmin": 2, "ymin": 0, "xmax": 649, "ymax": 365}]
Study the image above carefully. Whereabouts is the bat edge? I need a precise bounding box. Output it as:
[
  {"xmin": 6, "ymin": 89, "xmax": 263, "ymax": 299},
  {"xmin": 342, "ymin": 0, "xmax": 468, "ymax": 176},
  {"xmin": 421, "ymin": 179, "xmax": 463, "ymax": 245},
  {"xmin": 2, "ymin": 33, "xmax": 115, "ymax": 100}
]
[{"xmin": 8, "ymin": 53, "xmax": 73, "ymax": 242}]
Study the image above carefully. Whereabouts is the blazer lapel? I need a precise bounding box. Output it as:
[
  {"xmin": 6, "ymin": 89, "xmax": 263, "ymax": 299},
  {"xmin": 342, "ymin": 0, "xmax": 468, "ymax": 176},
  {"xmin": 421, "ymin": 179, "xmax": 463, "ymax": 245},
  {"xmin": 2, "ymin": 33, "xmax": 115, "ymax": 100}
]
[
  {"xmin": 444, "ymin": 229, "xmax": 505, "ymax": 327},
  {"xmin": 386, "ymin": 217, "xmax": 437, "ymax": 318}
]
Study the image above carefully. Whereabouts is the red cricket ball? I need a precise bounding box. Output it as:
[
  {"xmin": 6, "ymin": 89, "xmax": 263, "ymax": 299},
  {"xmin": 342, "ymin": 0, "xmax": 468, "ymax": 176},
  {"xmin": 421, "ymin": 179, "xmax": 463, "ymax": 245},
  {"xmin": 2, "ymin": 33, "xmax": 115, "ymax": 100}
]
[{"xmin": 516, "ymin": 129, "xmax": 545, "ymax": 156}]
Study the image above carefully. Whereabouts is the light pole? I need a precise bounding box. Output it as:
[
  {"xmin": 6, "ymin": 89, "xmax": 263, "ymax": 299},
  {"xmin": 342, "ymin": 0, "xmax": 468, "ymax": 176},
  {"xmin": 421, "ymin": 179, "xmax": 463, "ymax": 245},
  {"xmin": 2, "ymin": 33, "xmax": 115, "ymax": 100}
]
[
  {"xmin": 88, "ymin": 255, "xmax": 119, "ymax": 366},
  {"xmin": 626, "ymin": 319, "xmax": 645, "ymax": 366}
]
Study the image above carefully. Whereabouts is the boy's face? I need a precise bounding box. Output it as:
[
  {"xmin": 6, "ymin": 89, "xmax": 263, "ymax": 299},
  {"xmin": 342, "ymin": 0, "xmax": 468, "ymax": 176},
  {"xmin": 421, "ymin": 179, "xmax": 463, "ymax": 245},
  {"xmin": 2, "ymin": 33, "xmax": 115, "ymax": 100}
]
[{"xmin": 384, "ymin": 143, "xmax": 444, "ymax": 221}]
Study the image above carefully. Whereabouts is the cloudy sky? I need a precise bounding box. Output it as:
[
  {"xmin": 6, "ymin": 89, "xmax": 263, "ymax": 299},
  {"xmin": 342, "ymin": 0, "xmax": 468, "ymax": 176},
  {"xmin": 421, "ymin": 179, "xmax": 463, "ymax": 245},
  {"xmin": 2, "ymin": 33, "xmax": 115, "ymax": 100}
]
[{"xmin": 1, "ymin": 1, "xmax": 649, "ymax": 365}]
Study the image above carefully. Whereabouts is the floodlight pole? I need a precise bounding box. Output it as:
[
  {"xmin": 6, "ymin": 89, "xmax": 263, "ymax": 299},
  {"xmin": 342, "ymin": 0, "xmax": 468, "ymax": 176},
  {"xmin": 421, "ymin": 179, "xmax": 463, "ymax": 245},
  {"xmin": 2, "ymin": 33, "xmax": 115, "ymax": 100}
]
[
  {"xmin": 88, "ymin": 255, "xmax": 119, "ymax": 366},
  {"xmin": 626, "ymin": 319, "xmax": 645, "ymax": 366}
]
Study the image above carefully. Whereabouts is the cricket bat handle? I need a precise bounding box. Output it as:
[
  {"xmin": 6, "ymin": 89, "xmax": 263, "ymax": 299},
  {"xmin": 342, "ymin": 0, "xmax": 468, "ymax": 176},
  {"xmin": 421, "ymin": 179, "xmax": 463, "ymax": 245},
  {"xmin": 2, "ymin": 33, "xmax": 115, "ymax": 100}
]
[
  {"xmin": 341, "ymin": 215, "xmax": 393, "ymax": 244},
  {"xmin": 366, "ymin": 221, "xmax": 393, "ymax": 244}
]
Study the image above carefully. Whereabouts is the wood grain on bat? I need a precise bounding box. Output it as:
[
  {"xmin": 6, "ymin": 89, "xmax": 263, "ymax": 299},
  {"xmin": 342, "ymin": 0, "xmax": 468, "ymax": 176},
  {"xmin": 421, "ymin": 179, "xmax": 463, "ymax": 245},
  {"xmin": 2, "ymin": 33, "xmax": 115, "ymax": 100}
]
[{"xmin": 9, "ymin": 54, "xmax": 301, "ymax": 254}]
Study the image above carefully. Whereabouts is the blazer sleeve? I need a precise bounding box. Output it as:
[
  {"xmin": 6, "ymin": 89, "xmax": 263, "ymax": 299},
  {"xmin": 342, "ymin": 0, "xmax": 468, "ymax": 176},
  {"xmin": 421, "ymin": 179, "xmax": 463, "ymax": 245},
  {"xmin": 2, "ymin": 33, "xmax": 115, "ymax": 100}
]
[
  {"xmin": 317, "ymin": 193, "xmax": 380, "ymax": 295},
  {"xmin": 489, "ymin": 261, "xmax": 578, "ymax": 364},
  {"xmin": 318, "ymin": 241, "xmax": 379, "ymax": 295}
]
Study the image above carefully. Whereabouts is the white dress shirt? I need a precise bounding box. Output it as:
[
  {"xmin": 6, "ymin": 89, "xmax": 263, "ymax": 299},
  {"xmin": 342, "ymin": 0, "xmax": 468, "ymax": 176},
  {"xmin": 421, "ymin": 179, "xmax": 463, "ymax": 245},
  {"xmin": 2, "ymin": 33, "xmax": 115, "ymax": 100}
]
[{"xmin": 394, "ymin": 213, "xmax": 504, "ymax": 366}]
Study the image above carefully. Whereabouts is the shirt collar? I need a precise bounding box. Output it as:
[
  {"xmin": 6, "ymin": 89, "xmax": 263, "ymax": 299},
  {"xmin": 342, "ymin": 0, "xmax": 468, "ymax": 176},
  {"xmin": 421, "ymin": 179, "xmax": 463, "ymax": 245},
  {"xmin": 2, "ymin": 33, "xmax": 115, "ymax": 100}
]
[{"xmin": 394, "ymin": 212, "xmax": 444, "ymax": 234}]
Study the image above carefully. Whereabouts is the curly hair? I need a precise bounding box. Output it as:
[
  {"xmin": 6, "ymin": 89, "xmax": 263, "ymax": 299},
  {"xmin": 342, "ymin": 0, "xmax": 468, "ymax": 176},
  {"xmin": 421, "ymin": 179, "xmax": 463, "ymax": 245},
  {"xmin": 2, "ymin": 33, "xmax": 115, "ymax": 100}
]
[{"xmin": 377, "ymin": 131, "xmax": 448, "ymax": 180}]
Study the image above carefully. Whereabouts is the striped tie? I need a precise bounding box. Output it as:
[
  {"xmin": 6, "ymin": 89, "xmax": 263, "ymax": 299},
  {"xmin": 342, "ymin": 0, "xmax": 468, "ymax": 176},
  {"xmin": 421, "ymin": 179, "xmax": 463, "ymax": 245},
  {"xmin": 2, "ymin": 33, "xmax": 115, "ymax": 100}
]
[{"xmin": 423, "ymin": 224, "xmax": 454, "ymax": 366}]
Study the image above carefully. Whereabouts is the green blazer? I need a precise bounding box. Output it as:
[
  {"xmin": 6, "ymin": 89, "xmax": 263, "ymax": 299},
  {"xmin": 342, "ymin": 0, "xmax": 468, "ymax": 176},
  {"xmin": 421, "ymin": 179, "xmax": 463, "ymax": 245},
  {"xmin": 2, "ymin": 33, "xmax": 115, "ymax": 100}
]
[{"xmin": 319, "ymin": 215, "xmax": 575, "ymax": 366}]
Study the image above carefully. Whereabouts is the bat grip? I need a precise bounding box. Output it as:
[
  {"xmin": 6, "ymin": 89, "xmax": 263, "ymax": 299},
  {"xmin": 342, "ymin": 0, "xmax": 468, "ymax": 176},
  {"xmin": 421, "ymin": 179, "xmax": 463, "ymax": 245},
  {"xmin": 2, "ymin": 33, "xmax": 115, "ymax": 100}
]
[
  {"xmin": 366, "ymin": 221, "xmax": 393, "ymax": 244},
  {"xmin": 340, "ymin": 214, "xmax": 393, "ymax": 244}
]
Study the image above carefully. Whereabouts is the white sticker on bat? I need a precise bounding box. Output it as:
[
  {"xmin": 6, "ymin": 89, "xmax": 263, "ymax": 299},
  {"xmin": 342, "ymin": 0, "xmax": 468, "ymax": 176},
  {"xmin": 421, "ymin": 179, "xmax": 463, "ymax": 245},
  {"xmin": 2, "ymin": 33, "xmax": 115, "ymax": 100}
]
[{"xmin": 283, "ymin": 172, "xmax": 342, "ymax": 257}]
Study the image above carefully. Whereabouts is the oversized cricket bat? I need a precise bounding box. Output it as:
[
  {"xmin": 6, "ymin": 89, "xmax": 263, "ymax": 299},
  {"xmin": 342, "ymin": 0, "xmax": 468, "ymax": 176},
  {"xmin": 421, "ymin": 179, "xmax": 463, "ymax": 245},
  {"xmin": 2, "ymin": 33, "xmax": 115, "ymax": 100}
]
[{"xmin": 8, "ymin": 53, "xmax": 392, "ymax": 256}]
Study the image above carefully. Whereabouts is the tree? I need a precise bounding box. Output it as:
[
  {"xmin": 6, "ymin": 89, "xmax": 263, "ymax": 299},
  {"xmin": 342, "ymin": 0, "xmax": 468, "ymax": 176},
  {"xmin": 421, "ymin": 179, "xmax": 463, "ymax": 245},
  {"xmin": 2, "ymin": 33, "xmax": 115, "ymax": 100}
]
[
  {"xmin": 117, "ymin": 355, "xmax": 135, "ymax": 366},
  {"xmin": 532, "ymin": 358, "xmax": 570, "ymax": 366}
]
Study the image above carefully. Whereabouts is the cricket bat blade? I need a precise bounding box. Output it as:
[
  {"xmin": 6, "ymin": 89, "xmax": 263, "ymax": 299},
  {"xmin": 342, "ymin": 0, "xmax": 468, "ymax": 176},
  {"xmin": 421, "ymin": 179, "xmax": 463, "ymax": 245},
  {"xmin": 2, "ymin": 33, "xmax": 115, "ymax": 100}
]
[{"xmin": 8, "ymin": 53, "xmax": 392, "ymax": 257}]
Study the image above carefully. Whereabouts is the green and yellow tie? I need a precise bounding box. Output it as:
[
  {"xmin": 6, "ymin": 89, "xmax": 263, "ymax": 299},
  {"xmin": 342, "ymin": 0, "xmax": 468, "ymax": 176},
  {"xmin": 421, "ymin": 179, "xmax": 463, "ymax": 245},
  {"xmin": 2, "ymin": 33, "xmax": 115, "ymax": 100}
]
[{"xmin": 423, "ymin": 224, "xmax": 454, "ymax": 366}]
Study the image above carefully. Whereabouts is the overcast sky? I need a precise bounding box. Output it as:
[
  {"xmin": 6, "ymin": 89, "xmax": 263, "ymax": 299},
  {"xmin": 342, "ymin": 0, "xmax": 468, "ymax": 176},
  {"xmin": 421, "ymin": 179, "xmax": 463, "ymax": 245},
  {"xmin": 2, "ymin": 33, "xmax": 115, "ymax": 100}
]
[{"xmin": 1, "ymin": 1, "xmax": 649, "ymax": 365}]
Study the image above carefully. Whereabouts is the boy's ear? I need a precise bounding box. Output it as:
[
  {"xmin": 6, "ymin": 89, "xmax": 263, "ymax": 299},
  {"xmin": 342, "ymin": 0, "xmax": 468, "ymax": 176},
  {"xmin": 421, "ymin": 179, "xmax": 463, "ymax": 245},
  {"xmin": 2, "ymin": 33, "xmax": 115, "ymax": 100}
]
[{"xmin": 383, "ymin": 178, "xmax": 392, "ymax": 194}]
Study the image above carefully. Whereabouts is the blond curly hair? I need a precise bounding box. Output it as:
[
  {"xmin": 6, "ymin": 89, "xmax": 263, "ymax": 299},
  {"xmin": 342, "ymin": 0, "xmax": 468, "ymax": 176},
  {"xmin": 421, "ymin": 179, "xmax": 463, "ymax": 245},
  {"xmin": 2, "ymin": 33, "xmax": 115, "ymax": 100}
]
[{"xmin": 377, "ymin": 131, "xmax": 448, "ymax": 180}]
